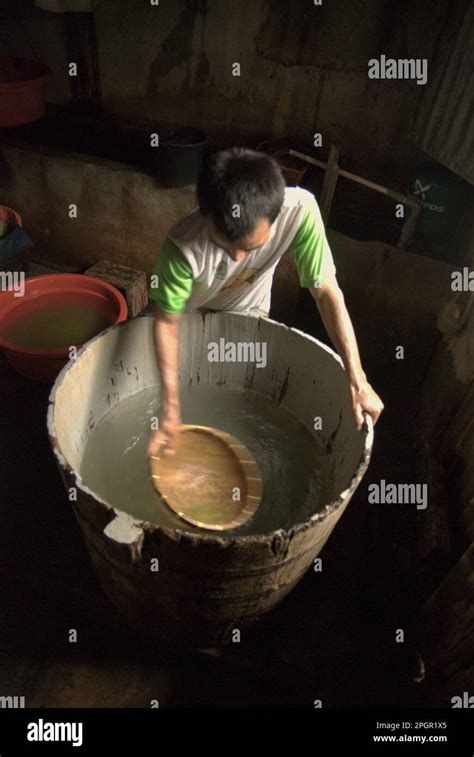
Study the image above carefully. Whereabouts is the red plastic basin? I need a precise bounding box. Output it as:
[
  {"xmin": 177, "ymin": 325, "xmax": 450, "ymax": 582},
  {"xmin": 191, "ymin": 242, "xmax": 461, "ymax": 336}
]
[
  {"xmin": 0, "ymin": 56, "xmax": 51, "ymax": 127},
  {"xmin": 0, "ymin": 205, "xmax": 22, "ymax": 239},
  {"xmin": 0, "ymin": 274, "xmax": 128, "ymax": 381},
  {"xmin": 0, "ymin": 205, "xmax": 22, "ymax": 227}
]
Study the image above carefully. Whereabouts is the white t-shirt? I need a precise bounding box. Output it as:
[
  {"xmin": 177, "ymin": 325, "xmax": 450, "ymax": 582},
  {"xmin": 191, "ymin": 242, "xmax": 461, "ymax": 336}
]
[{"xmin": 149, "ymin": 187, "xmax": 336, "ymax": 314}]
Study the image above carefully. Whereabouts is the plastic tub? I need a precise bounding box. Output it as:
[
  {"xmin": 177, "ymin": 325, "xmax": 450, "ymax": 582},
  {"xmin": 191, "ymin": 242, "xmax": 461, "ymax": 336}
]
[
  {"xmin": 0, "ymin": 56, "xmax": 51, "ymax": 127},
  {"xmin": 0, "ymin": 273, "xmax": 128, "ymax": 381}
]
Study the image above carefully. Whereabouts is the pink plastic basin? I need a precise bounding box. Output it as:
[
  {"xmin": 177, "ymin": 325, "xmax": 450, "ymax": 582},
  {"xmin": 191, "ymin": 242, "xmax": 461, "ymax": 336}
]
[
  {"xmin": 0, "ymin": 274, "xmax": 128, "ymax": 381},
  {"xmin": 0, "ymin": 56, "xmax": 51, "ymax": 127}
]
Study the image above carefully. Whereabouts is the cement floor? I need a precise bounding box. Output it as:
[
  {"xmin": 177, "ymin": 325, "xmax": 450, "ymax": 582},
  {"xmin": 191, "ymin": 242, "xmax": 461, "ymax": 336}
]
[{"xmin": 0, "ymin": 334, "xmax": 440, "ymax": 708}]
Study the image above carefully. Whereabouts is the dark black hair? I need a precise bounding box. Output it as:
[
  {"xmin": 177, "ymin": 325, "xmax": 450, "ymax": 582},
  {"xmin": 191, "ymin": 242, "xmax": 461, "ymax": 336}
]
[{"xmin": 197, "ymin": 147, "xmax": 285, "ymax": 243}]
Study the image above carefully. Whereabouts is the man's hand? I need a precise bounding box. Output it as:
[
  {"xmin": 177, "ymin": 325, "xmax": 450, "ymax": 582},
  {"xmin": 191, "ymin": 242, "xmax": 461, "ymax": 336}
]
[
  {"xmin": 310, "ymin": 280, "xmax": 383, "ymax": 430},
  {"xmin": 147, "ymin": 405, "xmax": 182, "ymax": 458},
  {"xmin": 349, "ymin": 379, "xmax": 384, "ymax": 430}
]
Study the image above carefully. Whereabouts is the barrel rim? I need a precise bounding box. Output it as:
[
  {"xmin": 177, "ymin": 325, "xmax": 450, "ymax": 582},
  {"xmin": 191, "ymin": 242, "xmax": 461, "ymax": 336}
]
[{"xmin": 47, "ymin": 313, "xmax": 373, "ymax": 548}]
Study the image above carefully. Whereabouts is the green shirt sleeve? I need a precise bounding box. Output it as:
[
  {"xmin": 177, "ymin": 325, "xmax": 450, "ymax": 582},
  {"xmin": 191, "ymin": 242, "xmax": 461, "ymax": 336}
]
[
  {"xmin": 289, "ymin": 206, "xmax": 336, "ymax": 288},
  {"xmin": 148, "ymin": 237, "xmax": 193, "ymax": 313}
]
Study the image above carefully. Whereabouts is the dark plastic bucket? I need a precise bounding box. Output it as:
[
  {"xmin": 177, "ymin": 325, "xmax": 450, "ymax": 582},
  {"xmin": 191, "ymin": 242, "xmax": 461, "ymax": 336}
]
[{"xmin": 155, "ymin": 128, "xmax": 208, "ymax": 187}]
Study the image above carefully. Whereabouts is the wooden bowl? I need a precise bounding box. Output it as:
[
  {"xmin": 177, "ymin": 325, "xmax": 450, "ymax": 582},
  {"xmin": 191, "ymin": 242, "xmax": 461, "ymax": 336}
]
[{"xmin": 150, "ymin": 424, "xmax": 262, "ymax": 530}]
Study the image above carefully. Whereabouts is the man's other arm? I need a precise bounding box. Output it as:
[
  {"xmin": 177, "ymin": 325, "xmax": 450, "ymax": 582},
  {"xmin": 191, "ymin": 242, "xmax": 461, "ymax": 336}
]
[
  {"xmin": 309, "ymin": 276, "xmax": 383, "ymax": 428},
  {"xmin": 290, "ymin": 198, "xmax": 383, "ymax": 428}
]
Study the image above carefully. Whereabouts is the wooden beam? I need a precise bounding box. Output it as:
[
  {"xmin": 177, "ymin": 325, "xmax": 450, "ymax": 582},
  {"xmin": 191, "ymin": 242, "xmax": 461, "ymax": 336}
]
[
  {"xmin": 290, "ymin": 148, "xmax": 421, "ymax": 209},
  {"xmin": 320, "ymin": 144, "xmax": 339, "ymax": 224},
  {"xmin": 62, "ymin": 11, "xmax": 102, "ymax": 110}
]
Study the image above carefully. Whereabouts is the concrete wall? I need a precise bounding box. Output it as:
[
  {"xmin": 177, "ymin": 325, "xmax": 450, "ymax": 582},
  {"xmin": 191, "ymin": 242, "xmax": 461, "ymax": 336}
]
[
  {"xmin": 415, "ymin": 274, "xmax": 474, "ymax": 692},
  {"xmin": 327, "ymin": 230, "xmax": 456, "ymax": 380},
  {"xmin": 0, "ymin": 143, "xmax": 195, "ymax": 271},
  {"xmin": 1, "ymin": 144, "xmax": 457, "ymax": 369},
  {"xmin": 0, "ymin": 0, "xmax": 455, "ymax": 184}
]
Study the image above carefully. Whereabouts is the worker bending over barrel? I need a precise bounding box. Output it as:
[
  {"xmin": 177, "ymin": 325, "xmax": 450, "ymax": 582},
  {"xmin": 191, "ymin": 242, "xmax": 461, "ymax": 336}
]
[{"xmin": 147, "ymin": 147, "xmax": 383, "ymax": 456}]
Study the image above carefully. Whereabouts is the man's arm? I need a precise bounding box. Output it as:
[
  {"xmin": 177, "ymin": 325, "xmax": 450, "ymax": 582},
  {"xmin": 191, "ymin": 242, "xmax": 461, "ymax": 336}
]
[
  {"xmin": 289, "ymin": 193, "xmax": 383, "ymax": 428},
  {"xmin": 147, "ymin": 309, "xmax": 182, "ymax": 457},
  {"xmin": 310, "ymin": 277, "xmax": 383, "ymax": 428},
  {"xmin": 146, "ymin": 238, "xmax": 194, "ymax": 457}
]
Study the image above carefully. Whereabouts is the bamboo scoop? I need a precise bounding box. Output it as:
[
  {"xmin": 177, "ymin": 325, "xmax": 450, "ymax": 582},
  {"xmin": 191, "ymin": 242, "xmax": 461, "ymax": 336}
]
[{"xmin": 150, "ymin": 424, "xmax": 262, "ymax": 530}]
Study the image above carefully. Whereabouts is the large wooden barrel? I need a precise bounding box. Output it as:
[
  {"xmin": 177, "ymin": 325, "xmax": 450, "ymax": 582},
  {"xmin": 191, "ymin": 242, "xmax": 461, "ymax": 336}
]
[{"xmin": 47, "ymin": 313, "xmax": 373, "ymax": 646}]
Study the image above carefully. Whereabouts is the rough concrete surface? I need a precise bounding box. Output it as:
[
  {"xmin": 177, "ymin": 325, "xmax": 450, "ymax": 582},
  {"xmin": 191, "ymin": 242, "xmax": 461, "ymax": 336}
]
[{"xmin": 0, "ymin": 0, "xmax": 453, "ymax": 183}]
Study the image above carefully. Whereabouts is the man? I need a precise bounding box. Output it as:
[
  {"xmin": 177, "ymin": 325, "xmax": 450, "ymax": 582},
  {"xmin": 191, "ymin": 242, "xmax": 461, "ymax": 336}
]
[{"xmin": 147, "ymin": 147, "xmax": 383, "ymax": 457}]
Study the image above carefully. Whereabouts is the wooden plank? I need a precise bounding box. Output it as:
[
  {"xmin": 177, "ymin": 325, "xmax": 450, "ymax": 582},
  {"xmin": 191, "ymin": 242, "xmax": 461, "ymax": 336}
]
[
  {"xmin": 320, "ymin": 144, "xmax": 339, "ymax": 224},
  {"xmin": 417, "ymin": 544, "xmax": 474, "ymax": 690},
  {"xmin": 462, "ymin": 498, "xmax": 474, "ymax": 542},
  {"xmin": 416, "ymin": 445, "xmax": 452, "ymax": 565},
  {"xmin": 62, "ymin": 11, "xmax": 102, "ymax": 108},
  {"xmin": 445, "ymin": 383, "xmax": 474, "ymax": 452},
  {"xmin": 444, "ymin": 381, "xmax": 474, "ymax": 540}
]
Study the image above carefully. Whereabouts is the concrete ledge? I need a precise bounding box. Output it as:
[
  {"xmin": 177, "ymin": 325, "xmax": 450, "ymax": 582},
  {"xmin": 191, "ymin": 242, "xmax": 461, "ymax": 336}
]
[{"xmin": 0, "ymin": 142, "xmax": 196, "ymax": 272}]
